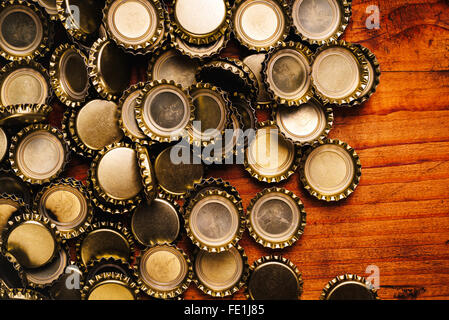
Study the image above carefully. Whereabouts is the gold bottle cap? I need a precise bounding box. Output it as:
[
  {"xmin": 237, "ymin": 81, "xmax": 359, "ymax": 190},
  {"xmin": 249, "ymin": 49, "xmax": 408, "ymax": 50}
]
[
  {"xmin": 193, "ymin": 244, "xmax": 249, "ymax": 297},
  {"xmin": 118, "ymin": 82, "xmax": 149, "ymax": 144},
  {"xmin": 263, "ymin": 41, "xmax": 314, "ymax": 106},
  {"xmin": 0, "ymin": 104, "xmax": 52, "ymax": 128},
  {"xmin": 247, "ymin": 187, "xmax": 306, "ymax": 249},
  {"xmin": 0, "ymin": 126, "xmax": 7, "ymax": 162},
  {"xmin": 244, "ymin": 121, "xmax": 300, "ymax": 183},
  {"xmin": 246, "ymin": 255, "xmax": 303, "ymax": 300},
  {"xmin": 75, "ymin": 221, "xmax": 135, "ymax": 267},
  {"xmin": 299, "ymin": 139, "xmax": 361, "ymax": 201},
  {"xmin": 148, "ymin": 48, "xmax": 199, "ymax": 89},
  {"xmin": 64, "ymin": 99, "xmax": 124, "ymax": 158},
  {"xmin": 154, "ymin": 145, "xmax": 204, "ymax": 199},
  {"xmin": 311, "ymin": 40, "xmax": 369, "ymax": 105},
  {"xmin": 184, "ymin": 189, "xmax": 245, "ymax": 252},
  {"xmin": 352, "ymin": 44, "xmax": 380, "ymax": 105},
  {"xmin": 275, "ymin": 97, "xmax": 333, "ymax": 145},
  {"xmin": 0, "ymin": 251, "xmax": 27, "ymax": 289},
  {"xmin": 243, "ymin": 54, "xmax": 272, "ymax": 107},
  {"xmin": 135, "ymin": 244, "xmax": 193, "ymax": 299},
  {"xmin": 33, "ymin": 0, "xmax": 58, "ymax": 19},
  {"xmin": 88, "ymin": 37, "xmax": 132, "ymax": 101},
  {"xmin": 50, "ymin": 43, "xmax": 90, "ymax": 108},
  {"xmin": 131, "ymin": 196, "xmax": 181, "ymax": 246},
  {"xmin": 34, "ymin": 178, "xmax": 93, "ymax": 239},
  {"xmin": 188, "ymin": 82, "xmax": 230, "ymax": 147},
  {"xmin": 82, "ymin": 272, "xmax": 139, "ymax": 300},
  {"xmin": 0, "ymin": 60, "xmax": 50, "ymax": 106},
  {"xmin": 321, "ymin": 274, "xmax": 379, "ymax": 300},
  {"xmin": 83, "ymin": 257, "xmax": 137, "ymax": 282},
  {"xmin": 0, "ymin": 167, "xmax": 33, "ymax": 205},
  {"xmin": 291, "ymin": 0, "xmax": 351, "ymax": 45},
  {"xmin": 0, "ymin": 0, "xmax": 50, "ymax": 61},
  {"xmin": 103, "ymin": 0, "xmax": 165, "ymax": 53},
  {"xmin": 135, "ymin": 80, "xmax": 194, "ymax": 143},
  {"xmin": 56, "ymin": 0, "xmax": 103, "ymax": 43},
  {"xmin": 89, "ymin": 143, "xmax": 143, "ymax": 210},
  {"xmin": 136, "ymin": 143, "xmax": 157, "ymax": 201},
  {"xmin": 172, "ymin": 0, "xmax": 231, "ymax": 45},
  {"xmin": 9, "ymin": 124, "xmax": 69, "ymax": 185},
  {"xmin": 1, "ymin": 213, "xmax": 61, "ymax": 269},
  {"xmin": 232, "ymin": 0, "xmax": 290, "ymax": 52},
  {"xmin": 229, "ymin": 92, "xmax": 257, "ymax": 133},
  {"xmin": 0, "ymin": 287, "xmax": 47, "ymax": 300},
  {"xmin": 48, "ymin": 261, "xmax": 83, "ymax": 300},
  {"xmin": 172, "ymin": 32, "xmax": 228, "ymax": 60},
  {"xmin": 0, "ymin": 193, "xmax": 29, "ymax": 231}
]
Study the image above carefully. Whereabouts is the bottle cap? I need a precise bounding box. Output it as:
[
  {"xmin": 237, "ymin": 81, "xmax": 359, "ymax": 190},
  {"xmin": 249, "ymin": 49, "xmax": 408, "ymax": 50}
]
[
  {"xmin": 33, "ymin": 0, "xmax": 58, "ymax": 19},
  {"xmin": 244, "ymin": 121, "xmax": 300, "ymax": 183},
  {"xmin": 33, "ymin": 178, "xmax": 93, "ymax": 239},
  {"xmin": 0, "ymin": 60, "xmax": 50, "ymax": 106},
  {"xmin": 246, "ymin": 255, "xmax": 303, "ymax": 300},
  {"xmin": 291, "ymin": 0, "xmax": 351, "ymax": 45},
  {"xmin": 56, "ymin": 0, "xmax": 103, "ymax": 43},
  {"xmin": 193, "ymin": 244, "xmax": 249, "ymax": 297},
  {"xmin": 48, "ymin": 261, "xmax": 83, "ymax": 300},
  {"xmin": 49, "ymin": 43, "xmax": 89, "ymax": 108},
  {"xmin": 75, "ymin": 221, "xmax": 135, "ymax": 267},
  {"xmin": 136, "ymin": 143, "xmax": 157, "ymax": 201},
  {"xmin": 135, "ymin": 80, "xmax": 194, "ymax": 143},
  {"xmin": 311, "ymin": 40, "xmax": 369, "ymax": 105},
  {"xmin": 171, "ymin": 0, "xmax": 231, "ymax": 45},
  {"xmin": 232, "ymin": 0, "xmax": 290, "ymax": 52},
  {"xmin": 0, "ymin": 251, "xmax": 27, "ymax": 289},
  {"xmin": 247, "ymin": 187, "xmax": 306, "ymax": 249},
  {"xmin": 351, "ymin": 44, "xmax": 380, "ymax": 105},
  {"xmin": 154, "ymin": 145, "xmax": 204, "ymax": 199},
  {"xmin": 0, "ymin": 287, "xmax": 47, "ymax": 300},
  {"xmin": 0, "ymin": 0, "xmax": 50, "ymax": 61},
  {"xmin": 263, "ymin": 41, "xmax": 314, "ymax": 106},
  {"xmin": 188, "ymin": 82, "xmax": 230, "ymax": 147},
  {"xmin": 81, "ymin": 272, "xmax": 139, "ymax": 300},
  {"xmin": 135, "ymin": 244, "xmax": 193, "ymax": 299},
  {"xmin": 274, "ymin": 97, "xmax": 333, "ymax": 145},
  {"xmin": 299, "ymin": 139, "xmax": 361, "ymax": 201},
  {"xmin": 63, "ymin": 99, "xmax": 124, "ymax": 158},
  {"xmin": 0, "ymin": 104, "xmax": 52, "ymax": 127},
  {"xmin": 103, "ymin": 0, "xmax": 165, "ymax": 53},
  {"xmin": 0, "ymin": 167, "xmax": 33, "ymax": 205},
  {"xmin": 131, "ymin": 196, "xmax": 181, "ymax": 246},
  {"xmin": 88, "ymin": 143, "xmax": 143, "ymax": 211},
  {"xmin": 1, "ymin": 213, "xmax": 61, "ymax": 269},
  {"xmin": 0, "ymin": 127, "xmax": 7, "ymax": 162},
  {"xmin": 0, "ymin": 193, "xmax": 29, "ymax": 231},
  {"xmin": 118, "ymin": 82, "xmax": 150, "ymax": 144},
  {"xmin": 172, "ymin": 32, "xmax": 228, "ymax": 60},
  {"xmin": 229, "ymin": 93, "xmax": 257, "ymax": 146},
  {"xmin": 83, "ymin": 257, "xmax": 137, "ymax": 282},
  {"xmin": 242, "ymin": 54, "xmax": 272, "ymax": 108},
  {"xmin": 88, "ymin": 37, "xmax": 132, "ymax": 101},
  {"xmin": 147, "ymin": 48, "xmax": 199, "ymax": 89},
  {"xmin": 9, "ymin": 124, "xmax": 69, "ymax": 185},
  {"xmin": 184, "ymin": 189, "xmax": 245, "ymax": 252},
  {"xmin": 321, "ymin": 274, "xmax": 379, "ymax": 300}
]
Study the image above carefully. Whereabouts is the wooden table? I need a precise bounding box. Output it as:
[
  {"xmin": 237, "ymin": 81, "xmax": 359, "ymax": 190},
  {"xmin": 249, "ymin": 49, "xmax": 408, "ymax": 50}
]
[{"xmin": 46, "ymin": 0, "xmax": 449, "ymax": 300}]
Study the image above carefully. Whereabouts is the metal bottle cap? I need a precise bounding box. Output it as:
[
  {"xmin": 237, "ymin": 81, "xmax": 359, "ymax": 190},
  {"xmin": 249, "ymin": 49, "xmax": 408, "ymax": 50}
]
[
  {"xmin": 311, "ymin": 40, "xmax": 369, "ymax": 105},
  {"xmin": 83, "ymin": 257, "xmax": 137, "ymax": 282},
  {"xmin": 0, "ymin": 104, "xmax": 52, "ymax": 127},
  {"xmin": 0, "ymin": 168, "xmax": 33, "ymax": 205},
  {"xmin": 1, "ymin": 213, "xmax": 61, "ymax": 269},
  {"xmin": 0, "ymin": 0, "xmax": 50, "ymax": 61},
  {"xmin": 131, "ymin": 197, "xmax": 181, "ymax": 246},
  {"xmin": 0, "ymin": 287, "xmax": 47, "ymax": 300},
  {"xmin": 275, "ymin": 97, "xmax": 333, "ymax": 145},
  {"xmin": 321, "ymin": 274, "xmax": 379, "ymax": 300},
  {"xmin": 88, "ymin": 37, "xmax": 132, "ymax": 101},
  {"xmin": 64, "ymin": 99, "xmax": 124, "ymax": 158},
  {"xmin": 247, "ymin": 187, "xmax": 306, "ymax": 249},
  {"xmin": 103, "ymin": 0, "xmax": 165, "ymax": 53},
  {"xmin": 263, "ymin": 41, "xmax": 314, "ymax": 106},
  {"xmin": 352, "ymin": 44, "xmax": 380, "ymax": 105},
  {"xmin": 34, "ymin": 178, "xmax": 93, "ymax": 239},
  {"xmin": 299, "ymin": 139, "xmax": 361, "ymax": 201},
  {"xmin": 194, "ymin": 244, "xmax": 249, "ymax": 297},
  {"xmin": 0, "ymin": 126, "xmax": 7, "ymax": 162},
  {"xmin": 48, "ymin": 262, "xmax": 83, "ymax": 300},
  {"xmin": 232, "ymin": 0, "xmax": 290, "ymax": 51},
  {"xmin": 50, "ymin": 43, "xmax": 89, "ymax": 108},
  {"xmin": 76, "ymin": 221, "xmax": 135, "ymax": 266},
  {"xmin": 0, "ymin": 193, "xmax": 28, "ymax": 231},
  {"xmin": 82, "ymin": 272, "xmax": 139, "ymax": 300},
  {"xmin": 172, "ymin": 0, "xmax": 230, "ymax": 45},
  {"xmin": 135, "ymin": 80, "xmax": 194, "ymax": 143},
  {"xmin": 154, "ymin": 145, "xmax": 204, "ymax": 199},
  {"xmin": 136, "ymin": 143, "xmax": 157, "ymax": 201},
  {"xmin": 229, "ymin": 93, "xmax": 257, "ymax": 136},
  {"xmin": 0, "ymin": 60, "xmax": 50, "ymax": 106},
  {"xmin": 245, "ymin": 121, "xmax": 300, "ymax": 183},
  {"xmin": 34, "ymin": 0, "xmax": 58, "ymax": 19},
  {"xmin": 291, "ymin": 0, "xmax": 351, "ymax": 45},
  {"xmin": 243, "ymin": 54, "xmax": 272, "ymax": 107},
  {"xmin": 9, "ymin": 124, "xmax": 69, "ymax": 185},
  {"xmin": 148, "ymin": 48, "xmax": 198, "ymax": 89},
  {"xmin": 135, "ymin": 244, "xmax": 193, "ymax": 299},
  {"xmin": 246, "ymin": 255, "xmax": 303, "ymax": 300},
  {"xmin": 184, "ymin": 189, "xmax": 245, "ymax": 252},
  {"xmin": 0, "ymin": 251, "xmax": 27, "ymax": 289},
  {"xmin": 172, "ymin": 32, "xmax": 228, "ymax": 60}
]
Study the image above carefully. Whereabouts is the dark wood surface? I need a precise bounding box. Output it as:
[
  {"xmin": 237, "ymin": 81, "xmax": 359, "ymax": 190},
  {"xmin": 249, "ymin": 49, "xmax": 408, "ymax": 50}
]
[{"xmin": 44, "ymin": 0, "xmax": 449, "ymax": 300}]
